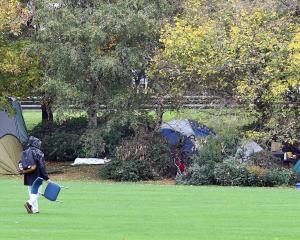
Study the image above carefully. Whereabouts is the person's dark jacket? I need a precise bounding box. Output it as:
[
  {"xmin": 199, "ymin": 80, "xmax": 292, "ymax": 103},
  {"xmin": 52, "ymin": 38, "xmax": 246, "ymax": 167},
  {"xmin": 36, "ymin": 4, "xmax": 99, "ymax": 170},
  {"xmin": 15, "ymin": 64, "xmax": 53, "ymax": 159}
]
[{"xmin": 24, "ymin": 136, "xmax": 49, "ymax": 186}]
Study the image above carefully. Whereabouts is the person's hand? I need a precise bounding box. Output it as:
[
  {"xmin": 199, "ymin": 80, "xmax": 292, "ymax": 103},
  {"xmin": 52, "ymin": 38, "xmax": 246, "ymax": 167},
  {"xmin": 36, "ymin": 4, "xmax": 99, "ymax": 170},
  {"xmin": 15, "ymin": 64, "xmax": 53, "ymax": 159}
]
[
  {"xmin": 46, "ymin": 179, "xmax": 52, "ymax": 183},
  {"xmin": 18, "ymin": 169, "xmax": 24, "ymax": 175}
]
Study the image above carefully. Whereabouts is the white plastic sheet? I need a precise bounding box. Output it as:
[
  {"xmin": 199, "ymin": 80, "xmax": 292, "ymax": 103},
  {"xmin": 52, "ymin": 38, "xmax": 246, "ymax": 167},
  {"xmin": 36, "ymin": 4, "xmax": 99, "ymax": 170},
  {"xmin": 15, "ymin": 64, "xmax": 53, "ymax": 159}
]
[{"xmin": 71, "ymin": 158, "xmax": 110, "ymax": 166}]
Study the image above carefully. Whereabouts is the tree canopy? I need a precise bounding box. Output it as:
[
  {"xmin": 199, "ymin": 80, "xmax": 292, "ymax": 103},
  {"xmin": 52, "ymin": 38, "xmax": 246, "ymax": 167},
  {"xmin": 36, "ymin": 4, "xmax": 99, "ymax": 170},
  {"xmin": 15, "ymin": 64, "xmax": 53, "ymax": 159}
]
[
  {"xmin": 32, "ymin": 0, "xmax": 180, "ymax": 127},
  {"xmin": 1, "ymin": 0, "xmax": 298, "ymax": 142},
  {"xmin": 0, "ymin": 0, "xmax": 40, "ymax": 111},
  {"xmin": 149, "ymin": 0, "xmax": 300, "ymax": 141}
]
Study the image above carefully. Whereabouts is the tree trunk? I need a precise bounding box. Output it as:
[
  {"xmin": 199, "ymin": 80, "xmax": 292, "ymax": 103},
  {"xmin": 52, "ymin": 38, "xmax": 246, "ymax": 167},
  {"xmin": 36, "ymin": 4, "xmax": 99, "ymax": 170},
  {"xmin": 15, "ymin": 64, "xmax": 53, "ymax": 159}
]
[
  {"xmin": 156, "ymin": 104, "xmax": 164, "ymax": 129},
  {"xmin": 41, "ymin": 101, "xmax": 53, "ymax": 124},
  {"xmin": 87, "ymin": 106, "xmax": 97, "ymax": 128}
]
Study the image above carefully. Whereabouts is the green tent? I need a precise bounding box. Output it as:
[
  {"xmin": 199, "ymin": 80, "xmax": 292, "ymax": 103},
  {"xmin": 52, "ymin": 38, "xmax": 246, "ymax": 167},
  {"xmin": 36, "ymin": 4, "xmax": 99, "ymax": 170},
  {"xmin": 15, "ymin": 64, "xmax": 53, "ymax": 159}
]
[{"xmin": 0, "ymin": 98, "xmax": 28, "ymax": 174}]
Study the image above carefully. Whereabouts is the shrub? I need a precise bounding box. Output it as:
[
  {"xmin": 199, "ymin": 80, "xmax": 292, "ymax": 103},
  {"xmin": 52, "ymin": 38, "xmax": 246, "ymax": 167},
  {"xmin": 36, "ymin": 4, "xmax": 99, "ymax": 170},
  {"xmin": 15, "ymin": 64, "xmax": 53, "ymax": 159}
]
[
  {"xmin": 214, "ymin": 158, "xmax": 249, "ymax": 186},
  {"xmin": 30, "ymin": 113, "xmax": 150, "ymax": 161},
  {"xmin": 263, "ymin": 169, "xmax": 293, "ymax": 187},
  {"xmin": 30, "ymin": 116, "xmax": 88, "ymax": 138},
  {"xmin": 30, "ymin": 117, "xmax": 87, "ymax": 161},
  {"xmin": 100, "ymin": 131, "xmax": 175, "ymax": 181},
  {"xmin": 288, "ymin": 172, "xmax": 300, "ymax": 186},
  {"xmin": 245, "ymin": 152, "xmax": 292, "ymax": 186},
  {"xmin": 42, "ymin": 132, "xmax": 83, "ymax": 161},
  {"xmin": 196, "ymin": 131, "xmax": 241, "ymax": 165},
  {"xmin": 246, "ymin": 166, "xmax": 295, "ymax": 187},
  {"xmin": 196, "ymin": 136, "xmax": 224, "ymax": 165},
  {"xmin": 176, "ymin": 129, "xmax": 242, "ymax": 186},
  {"xmin": 81, "ymin": 129, "xmax": 106, "ymax": 158},
  {"xmin": 176, "ymin": 163, "xmax": 215, "ymax": 185},
  {"xmin": 220, "ymin": 130, "xmax": 241, "ymax": 157},
  {"xmin": 101, "ymin": 159, "xmax": 153, "ymax": 181},
  {"xmin": 100, "ymin": 159, "xmax": 123, "ymax": 181},
  {"xmin": 98, "ymin": 112, "xmax": 154, "ymax": 156},
  {"xmin": 246, "ymin": 165, "xmax": 268, "ymax": 186},
  {"xmin": 80, "ymin": 112, "xmax": 150, "ymax": 158},
  {"xmin": 248, "ymin": 151, "xmax": 282, "ymax": 169}
]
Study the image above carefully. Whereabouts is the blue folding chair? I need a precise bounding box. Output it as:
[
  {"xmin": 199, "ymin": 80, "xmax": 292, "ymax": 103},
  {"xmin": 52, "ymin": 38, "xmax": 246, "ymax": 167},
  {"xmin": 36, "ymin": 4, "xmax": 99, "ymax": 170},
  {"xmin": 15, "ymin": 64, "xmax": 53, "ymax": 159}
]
[
  {"xmin": 44, "ymin": 182, "xmax": 61, "ymax": 201},
  {"xmin": 31, "ymin": 177, "xmax": 43, "ymax": 194},
  {"xmin": 31, "ymin": 177, "xmax": 67, "ymax": 202}
]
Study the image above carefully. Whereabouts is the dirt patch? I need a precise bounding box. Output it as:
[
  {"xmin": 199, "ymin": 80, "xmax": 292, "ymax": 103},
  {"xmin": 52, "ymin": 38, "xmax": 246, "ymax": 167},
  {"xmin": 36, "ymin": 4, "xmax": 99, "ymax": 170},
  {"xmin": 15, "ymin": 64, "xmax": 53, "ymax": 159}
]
[
  {"xmin": 48, "ymin": 161, "xmax": 176, "ymax": 184},
  {"xmin": 46, "ymin": 161, "xmax": 103, "ymax": 181},
  {"xmin": 0, "ymin": 161, "xmax": 176, "ymax": 185}
]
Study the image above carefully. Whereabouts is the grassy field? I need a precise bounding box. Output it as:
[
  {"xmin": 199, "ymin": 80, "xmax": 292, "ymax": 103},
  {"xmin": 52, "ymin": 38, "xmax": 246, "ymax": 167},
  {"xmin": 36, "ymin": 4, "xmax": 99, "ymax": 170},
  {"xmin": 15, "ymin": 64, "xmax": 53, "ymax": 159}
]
[
  {"xmin": 1, "ymin": 179, "xmax": 300, "ymax": 240},
  {"xmin": 23, "ymin": 111, "xmax": 42, "ymax": 131},
  {"xmin": 23, "ymin": 108, "xmax": 251, "ymax": 133}
]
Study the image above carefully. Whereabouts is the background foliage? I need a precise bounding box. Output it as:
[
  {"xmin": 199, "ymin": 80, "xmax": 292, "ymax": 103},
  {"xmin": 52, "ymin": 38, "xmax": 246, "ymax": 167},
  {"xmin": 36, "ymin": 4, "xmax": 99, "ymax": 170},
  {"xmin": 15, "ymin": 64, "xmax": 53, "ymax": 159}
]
[
  {"xmin": 149, "ymin": 0, "xmax": 300, "ymax": 143},
  {"xmin": 0, "ymin": 0, "xmax": 41, "ymax": 112}
]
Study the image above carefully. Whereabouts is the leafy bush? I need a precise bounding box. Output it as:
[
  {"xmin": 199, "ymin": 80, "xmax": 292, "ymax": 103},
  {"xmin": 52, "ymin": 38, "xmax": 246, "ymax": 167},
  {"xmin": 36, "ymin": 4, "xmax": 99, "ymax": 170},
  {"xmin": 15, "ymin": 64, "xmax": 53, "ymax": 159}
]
[
  {"xmin": 100, "ymin": 132, "xmax": 175, "ymax": 181},
  {"xmin": 101, "ymin": 159, "xmax": 152, "ymax": 181},
  {"xmin": 246, "ymin": 165, "xmax": 267, "ymax": 187},
  {"xmin": 196, "ymin": 136, "xmax": 224, "ymax": 165},
  {"xmin": 176, "ymin": 156, "xmax": 295, "ymax": 187},
  {"xmin": 177, "ymin": 130, "xmax": 241, "ymax": 185},
  {"xmin": 176, "ymin": 163, "xmax": 215, "ymax": 185},
  {"xmin": 245, "ymin": 152, "xmax": 291, "ymax": 186},
  {"xmin": 175, "ymin": 125, "xmax": 296, "ymax": 187},
  {"xmin": 30, "ymin": 117, "xmax": 87, "ymax": 161},
  {"xmin": 31, "ymin": 116, "xmax": 88, "ymax": 138},
  {"xmin": 263, "ymin": 169, "xmax": 293, "ymax": 187},
  {"xmin": 93, "ymin": 112, "xmax": 153, "ymax": 157},
  {"xmin": 248, "ymin": 151, "xmax": 282, "ymax": 169},
  {"xmin": 179, "ymin": 164, "xmax": 296, "ymax": 187},
  {"xmin": 220, "ymin": 130, "xmax": 241, "ymax": 157},
  {"xmin": 214, "ymin": 158, "xmax": 249, "ymax": 186},
  {"xmin": 196, "ymin": 131, "xmax": 240, "ymax": 165},
  {"xmin": 81, "ymin": 129, "xmax": 106, "ymax": 158},
  {"xmin": 288, "ymin": 172, "xmax": 300, "ymax": 186},
  {"xmin": 42, "ymin": 132, "xmax": 83, "ymax": 161},
  {"xmin": 30, "ymin": 113, "xmax": 151, "ymax": 161}
]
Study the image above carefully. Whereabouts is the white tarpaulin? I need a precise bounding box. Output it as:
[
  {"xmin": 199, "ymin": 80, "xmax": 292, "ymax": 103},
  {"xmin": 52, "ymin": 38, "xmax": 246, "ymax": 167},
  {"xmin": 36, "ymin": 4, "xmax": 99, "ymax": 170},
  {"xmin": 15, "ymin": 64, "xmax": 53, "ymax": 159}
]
[
  {"xmin": 241, "ymin": 140, "xmax": 263, "ymax": 157},
  {"xmin": 71, "ymin": 158, "xmax": 110, "ymax": 166}
]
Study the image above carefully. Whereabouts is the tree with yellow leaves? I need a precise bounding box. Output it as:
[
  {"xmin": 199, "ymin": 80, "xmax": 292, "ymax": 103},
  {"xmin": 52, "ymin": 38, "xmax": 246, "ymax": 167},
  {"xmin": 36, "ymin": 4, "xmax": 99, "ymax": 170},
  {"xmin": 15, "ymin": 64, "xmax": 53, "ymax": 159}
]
[
  {"xmin": 0, "ymin": 0, "xmax": 28, "ymax": 35},
  {"xmin": 150, "ymin": 0, "xmax": 299, "ymax": 142},
  {"xmin": 0, "ymin": 0, "xmax": 40, "ymax": 111}
]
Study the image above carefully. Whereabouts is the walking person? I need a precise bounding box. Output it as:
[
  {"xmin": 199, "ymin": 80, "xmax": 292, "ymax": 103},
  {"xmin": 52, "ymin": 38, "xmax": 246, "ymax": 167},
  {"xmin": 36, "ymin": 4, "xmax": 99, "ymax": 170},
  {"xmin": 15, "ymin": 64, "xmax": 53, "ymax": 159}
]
[{"xmin": 19, "ymin": 136, "xmax": 50, "ymax": 214}]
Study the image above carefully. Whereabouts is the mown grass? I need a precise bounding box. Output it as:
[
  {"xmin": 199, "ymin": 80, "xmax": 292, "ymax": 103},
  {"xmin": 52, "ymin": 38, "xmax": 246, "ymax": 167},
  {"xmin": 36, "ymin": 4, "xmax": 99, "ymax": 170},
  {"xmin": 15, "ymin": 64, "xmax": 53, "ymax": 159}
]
[
  {"xmin": 22, "ymin": 111, "xmax": 42, "ymax": 132},
  {"xmin": 1, "ymin": 179, "xmax": 300, "ymax": 240},
  {"xmin": 23, "ymin": 108, "xmax": 251, "ymax": 133}
]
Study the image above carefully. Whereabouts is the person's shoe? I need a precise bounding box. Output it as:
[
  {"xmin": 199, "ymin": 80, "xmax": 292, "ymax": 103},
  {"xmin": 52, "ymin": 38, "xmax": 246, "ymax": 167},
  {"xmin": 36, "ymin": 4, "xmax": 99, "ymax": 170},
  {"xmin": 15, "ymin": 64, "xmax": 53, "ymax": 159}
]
[{"xmin": 24, "ymin": 202, "xmax": 33, "ymax": 214}]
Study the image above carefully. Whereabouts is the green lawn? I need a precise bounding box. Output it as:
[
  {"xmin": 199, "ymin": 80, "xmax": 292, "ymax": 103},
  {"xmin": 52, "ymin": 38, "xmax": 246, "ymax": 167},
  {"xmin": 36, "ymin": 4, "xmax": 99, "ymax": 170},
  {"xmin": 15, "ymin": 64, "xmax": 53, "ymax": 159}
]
[
  {"xmin": 1, "ymin": 179, "xmax": 300, "ymax": 240},
  {"xmin": 22, "ymin": 111, "xmax": 42, "ymax": 131}
]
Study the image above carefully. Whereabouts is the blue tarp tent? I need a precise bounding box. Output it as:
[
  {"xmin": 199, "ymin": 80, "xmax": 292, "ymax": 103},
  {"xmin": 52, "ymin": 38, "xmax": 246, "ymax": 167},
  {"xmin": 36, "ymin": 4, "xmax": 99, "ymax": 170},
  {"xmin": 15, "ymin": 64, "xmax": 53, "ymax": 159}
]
[{"xmin": 160, "ymin": 119, "xmax": 215, "ymax": 156}]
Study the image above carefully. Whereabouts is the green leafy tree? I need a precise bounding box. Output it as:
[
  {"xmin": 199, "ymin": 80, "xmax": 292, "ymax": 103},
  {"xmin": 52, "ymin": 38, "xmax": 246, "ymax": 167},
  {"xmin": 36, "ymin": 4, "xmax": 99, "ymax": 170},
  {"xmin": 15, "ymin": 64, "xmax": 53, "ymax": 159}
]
[{"xmin": 32, "ymin": 0, "xmax": 180, "ymax": 128}]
